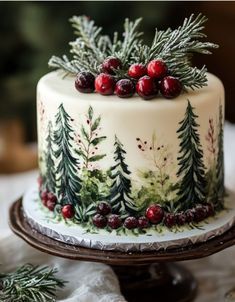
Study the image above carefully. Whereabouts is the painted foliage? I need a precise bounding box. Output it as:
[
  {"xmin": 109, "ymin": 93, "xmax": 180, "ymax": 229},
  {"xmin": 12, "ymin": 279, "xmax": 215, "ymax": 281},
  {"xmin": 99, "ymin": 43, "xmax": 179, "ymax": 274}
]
[{"xmin": 39, "ymin": 100, "xmax": 225, "ymax": 234}]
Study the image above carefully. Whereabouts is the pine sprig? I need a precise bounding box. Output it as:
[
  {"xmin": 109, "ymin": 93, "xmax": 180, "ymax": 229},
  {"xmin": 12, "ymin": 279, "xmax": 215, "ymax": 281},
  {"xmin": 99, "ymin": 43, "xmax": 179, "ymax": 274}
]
[
  {"xmin": 49, "ymin": 13, "xmax": 218, "ymax": 90},
  {"xmin": 0, "ymin": 264, "xmax": 66, "ymax": 302},
  {"xmin": 133, "ymin": 13, "xmax": 218, "ymax": 90},
  {"xmin": 113, "ymin": 18, "xmax": 143, "ymax": 65}
]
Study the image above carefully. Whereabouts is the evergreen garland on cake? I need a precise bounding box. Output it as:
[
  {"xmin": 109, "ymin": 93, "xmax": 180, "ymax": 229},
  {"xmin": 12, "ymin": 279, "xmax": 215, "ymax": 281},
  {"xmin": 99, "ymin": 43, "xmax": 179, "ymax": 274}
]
[
  {"xmin": 176, "ymin": 100, "xmax": 207, "ymax": 210},
  {"xmin": 109, "ymin": 136, "xmax": 138, "ymax": 216},
  {"xmin": 54, "ymin": 104, "xmax": 81, "ymax": 205}
]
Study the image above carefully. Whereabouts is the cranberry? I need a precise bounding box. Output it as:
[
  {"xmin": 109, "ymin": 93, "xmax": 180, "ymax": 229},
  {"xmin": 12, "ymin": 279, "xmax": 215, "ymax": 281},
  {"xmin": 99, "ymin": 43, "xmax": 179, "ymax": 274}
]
[
  {"xmin": 108, "ymin": 214, "xmax": 122, "ymax": 229},
  {"xmin": 205, "ymin": 203, "xmax": 215, "ymax": 217},
  {"xmin": 46, "ymin": 199, "xmax": 56, "ymax": 211},
  {"xmin": 138, "ymin": 216, "xmax": 149, "ymax": 229},
  {"xmin": 160, "ymin": 76, "xmax": 182, "ymax": 99},
  {"xmin": 147, "ymin": 59, "xmax": 168, "ymax": 79},
  {"xmin": 61, "ymin": 204, "xmax": 75, "ymax": 219},
  {"xmin": 102, "ymin": 57, "xmax": 122, "ymax": 74},
  {"xmin": 115, "ymin": 79, "xmax": 135, "ymax": 98},
  {"xmin": 47, "ymin": 192, "xmax": 57, "ymax": 203},
  {"xmin": 96, "ymin": 202, "xmax": 111, "ymax": 216},
  {"xmin": 176, "ymin": 212, "xmax": 187, "ymax": 226},
  {"xmin": 92, "ymin": 214, "xmax": 107, "ymax": 228},
  {"xmin": 128, "ymin": 63, "xmax": 147, "ymax": 79},
  {"xmin": 95, "ymin": 73, "xmax": 115, "ymax": 95},
  {"xmin": 41, "ymin": 190, "xmax": 48, "ymax": 206},
  {"xmin": 164, "ymin": 213, "xmax": 176, "ymax": 228},
  {"xmin": 136, "ymin": 76, "xmax": 158, "ymax": 100},
  {"xmin": 145, "ymin": 204, "xmax": 164, "ymax": 224},
  {"xmin": 193, "ymin": 205, "xmax": 207, "ymax": 222},
  {"xmin": 185, "ymin": 209, "xmax": 195, "ymax": 223},
  {"xmin": 124, "ymin": 217, "xmax": 138, "ymax": 229},
  {"xmin": 75, "ymin": 71, "xmax": 95, "ymax": 93}
]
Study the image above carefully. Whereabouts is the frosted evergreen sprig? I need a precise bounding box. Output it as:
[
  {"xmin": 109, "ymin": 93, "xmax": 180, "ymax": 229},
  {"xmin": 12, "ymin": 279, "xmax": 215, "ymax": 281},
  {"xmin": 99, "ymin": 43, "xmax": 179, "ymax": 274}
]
[
  {"xmin": 0, "ymin": 264, "xmax": 66, "ymax": 302},
  {"xmin": 49, "ymin": 13, "xmax": 218, "ymax": 90}
]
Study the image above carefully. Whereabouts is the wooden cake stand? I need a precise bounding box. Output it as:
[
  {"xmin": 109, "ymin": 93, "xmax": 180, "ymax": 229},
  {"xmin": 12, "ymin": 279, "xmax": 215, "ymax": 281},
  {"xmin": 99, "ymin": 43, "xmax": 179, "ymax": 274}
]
[{"xmin": 9, "ymin": 199, "xmax": 235, "ymax": 302}]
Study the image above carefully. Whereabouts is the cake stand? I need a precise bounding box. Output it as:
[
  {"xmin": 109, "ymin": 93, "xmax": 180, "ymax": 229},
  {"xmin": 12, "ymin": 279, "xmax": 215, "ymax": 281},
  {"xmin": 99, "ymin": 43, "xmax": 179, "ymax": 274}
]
[{"xmin": 9, "ymin": 199, "xmax": 235, "ymax": 302}]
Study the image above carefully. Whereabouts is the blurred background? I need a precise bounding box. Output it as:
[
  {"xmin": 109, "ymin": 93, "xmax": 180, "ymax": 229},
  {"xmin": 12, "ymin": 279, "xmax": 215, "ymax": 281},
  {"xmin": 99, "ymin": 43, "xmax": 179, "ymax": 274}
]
[{"xmin": 0, "ymin": 1, "xmax": 234, "ymax": 173}]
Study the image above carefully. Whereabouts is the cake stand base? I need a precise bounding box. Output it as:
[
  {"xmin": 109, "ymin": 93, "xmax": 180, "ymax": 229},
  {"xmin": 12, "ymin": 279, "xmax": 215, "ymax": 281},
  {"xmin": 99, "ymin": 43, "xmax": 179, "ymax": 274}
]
[
  {"xmin": 9, "ymin": 199, "xmax": 235, "ymax": 302},
  {"xmin": 113, "ymin": 263, "xmax": 197, "ymax": 302}
]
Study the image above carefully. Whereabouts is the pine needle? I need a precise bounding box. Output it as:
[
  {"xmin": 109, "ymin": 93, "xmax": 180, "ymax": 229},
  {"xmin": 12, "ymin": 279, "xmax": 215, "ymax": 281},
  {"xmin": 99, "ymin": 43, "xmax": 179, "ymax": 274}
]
[
  {"xmin": 0, "ymin": 264, "xmax": 66, "ymax": 302},
  {"xmin": 49, "ymin": 14, "xmax": 218, "ymax": 90}
]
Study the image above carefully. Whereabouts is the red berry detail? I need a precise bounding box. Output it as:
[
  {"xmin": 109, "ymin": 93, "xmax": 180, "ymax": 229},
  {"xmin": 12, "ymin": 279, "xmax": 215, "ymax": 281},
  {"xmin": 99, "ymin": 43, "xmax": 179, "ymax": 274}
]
[
  {"xmin": 75, "ymin": 71, "xmax": 95, "ymax": 93},
  {"xmin": 128, "ymin": 63, "xmax": 147, "ymax": 79},
  {"xmin": 47, "ymin": 192, "xmax": 57, "ymax": 203},
  {"xmin": 176, "ymin": 212, "xmax": 187, "ymax": 226},
  {"xmin": 115, "ymin": 79, "xmax": 135, "ymax": 98},
  {"xmin": 46, "ymin": 199, "xmax": 56, "ymax": 211},
  {"xmin": 95, "ymin": 73, "xmax": 115, "ymax": 95},
  {"xmin": 147, "ymin": 59, "xmax": 168, "ymax": 79},
  {"xmin": 138, "ymin": 216, "xmax": 149, "ymax": 229},
  {"xmin": 160, "ymin": 76, "xmax": 182, "ymax": 99},
  {"xmin": 164, "ymin": 213, "xmax": 176, "ymax": 228},
  {"xmin": 41, "ymin": 190, "xmax": 48, "ymax": 206},
  {"xmin": 136, "ymin": 76, "xmax": 158, "ymax": 100},
  {"xmin": 193, "ymin": 205, "xmax": 207, "ymax": 222},
  {"xmin": 185, "ymin": 209, "xmax": 195, "ymax": 223},
  {"xmin": 145, "ymin": 204, "xmax": 164, "ymax": 224},
  {"xmin": 96, "ymin": 202, "xmax": 111, "ymax": 216},
  {"xmin": 205, "ymin": 203, "xmax": 215, "ymax": 217},
  {"xmin": 102, "ymin": 57, "xmax": 122, "ymax": 74},
  {"xmin": 124, "ymin": 216, "xmax": 138, "ymax": 229},
  {"xmin": 62, "ymin": 204, "xmax": 75, "ymax": 219},
  {"xmin": 108, "ymin": 214, "xmax": 122, "ymax": 229},
  {"xmin": 92, "ymin": 214, "xmax": 107, "ymax": 228}
]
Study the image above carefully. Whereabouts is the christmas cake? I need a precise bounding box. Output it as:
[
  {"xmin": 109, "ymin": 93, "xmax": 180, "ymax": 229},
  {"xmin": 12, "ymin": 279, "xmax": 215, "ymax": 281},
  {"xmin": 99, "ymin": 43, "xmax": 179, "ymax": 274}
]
[{"xmin": 23, "ymin": 14, "xmax": 235, "ymax": 251}]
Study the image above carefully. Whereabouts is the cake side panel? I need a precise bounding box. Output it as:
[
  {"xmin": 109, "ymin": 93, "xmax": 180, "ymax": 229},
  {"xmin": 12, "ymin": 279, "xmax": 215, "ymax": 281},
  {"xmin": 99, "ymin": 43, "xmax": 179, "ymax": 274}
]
[{"xmin": 36, "ymin": 72, "xmax": 225, "ymax": 228}]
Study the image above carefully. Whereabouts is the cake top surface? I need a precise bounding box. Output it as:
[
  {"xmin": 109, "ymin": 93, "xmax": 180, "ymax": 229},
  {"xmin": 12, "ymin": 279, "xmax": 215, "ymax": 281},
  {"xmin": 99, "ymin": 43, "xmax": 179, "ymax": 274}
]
[{"xmin": 38, "ymin": 71, "xmax": 223, "ymax": 106}]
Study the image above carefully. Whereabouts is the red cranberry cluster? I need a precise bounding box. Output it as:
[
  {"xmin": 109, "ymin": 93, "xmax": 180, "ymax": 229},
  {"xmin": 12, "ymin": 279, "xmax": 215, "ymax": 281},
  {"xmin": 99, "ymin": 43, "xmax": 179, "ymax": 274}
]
[
  {"xmin": 146, "ymin": 203, "xmax": 215, "ymax": 228},
  {"xmin": 40, "ymin": 190, "xmax": 75, "ymax": 219},
  {"xmin": 92, "ymin": 202, "xmax": 149, "ymax": 230},
  {"xmin": 75, "ymin": 57, "xmax": 182, "ymax": 100},
  {"xmin": 92, "ymin": 202, "xmax": 215, "ymax": 230}
]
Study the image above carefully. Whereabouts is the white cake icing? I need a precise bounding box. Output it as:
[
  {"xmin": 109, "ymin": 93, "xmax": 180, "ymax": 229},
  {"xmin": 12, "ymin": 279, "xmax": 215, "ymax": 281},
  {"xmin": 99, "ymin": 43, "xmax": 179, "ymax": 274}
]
[{"xmin": 36, "ymin": 70, "xmax": 225, "ymax": 236}]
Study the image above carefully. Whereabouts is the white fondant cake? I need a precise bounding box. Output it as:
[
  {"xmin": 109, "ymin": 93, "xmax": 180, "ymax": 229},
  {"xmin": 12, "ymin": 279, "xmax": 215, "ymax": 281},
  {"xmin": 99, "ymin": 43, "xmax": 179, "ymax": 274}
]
[
  {"xmin": 35, "ymin": 70, "xmax": 225, "ymax": 236},
  {"xmin": 21, "ymin": 13, "xmax": 232, "ymax": 251}
]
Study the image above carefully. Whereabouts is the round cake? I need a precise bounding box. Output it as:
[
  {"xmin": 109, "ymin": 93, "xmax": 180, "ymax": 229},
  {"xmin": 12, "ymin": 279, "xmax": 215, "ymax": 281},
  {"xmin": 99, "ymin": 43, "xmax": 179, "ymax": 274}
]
[{"xmin": 22, "ymin": 14, "xmax": 235, "ymax": 251}]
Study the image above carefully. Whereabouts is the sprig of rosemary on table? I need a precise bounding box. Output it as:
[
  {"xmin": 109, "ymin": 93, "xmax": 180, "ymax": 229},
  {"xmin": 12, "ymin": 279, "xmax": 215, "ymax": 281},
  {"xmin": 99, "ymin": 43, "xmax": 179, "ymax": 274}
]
[
  {"xmin": 49, "ymin": 13, "xmax": 218, "ymax": 90},
  {"xmin": 0, "ymin": 264, "xmax": 66, "ymax": 302}
]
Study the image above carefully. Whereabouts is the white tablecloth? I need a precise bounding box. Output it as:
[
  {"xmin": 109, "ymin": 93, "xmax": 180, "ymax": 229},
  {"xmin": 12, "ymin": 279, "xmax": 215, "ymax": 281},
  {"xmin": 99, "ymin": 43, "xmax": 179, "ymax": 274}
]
[{"xmin": 1, "ymin": 122, "xmax": 235, "ymax": 302}]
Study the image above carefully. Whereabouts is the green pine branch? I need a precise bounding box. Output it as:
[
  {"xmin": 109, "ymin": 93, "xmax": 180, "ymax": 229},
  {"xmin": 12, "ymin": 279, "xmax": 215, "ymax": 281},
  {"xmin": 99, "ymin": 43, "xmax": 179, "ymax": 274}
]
[
  {"xmin": 0, "ymin": 264, "xmax": 66, "ymax": 302},
  {"xmin": 49, "ymin": 14, "xmax": 218, "ymax": 90},
  {"xmin": 133, "ymin": 13, "xmax": 218, "ymax": 90}
]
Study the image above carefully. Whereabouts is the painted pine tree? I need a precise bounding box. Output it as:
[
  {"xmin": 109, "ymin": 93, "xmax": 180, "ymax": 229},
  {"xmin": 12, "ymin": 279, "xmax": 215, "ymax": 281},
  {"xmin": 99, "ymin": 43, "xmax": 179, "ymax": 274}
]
[
  {"xmin": 54, "ymin": 104, "xmax": 81, "ymax": 205},
  {"xmin": 176, "ymin": 100, "xmax": 207, "ymax": 210},
  {"xmin": 109, "ymin": 135, "xmax": 137, "ymax": 216},
  {"xmin": 216, "ymin": 103, "xmax": 224, "ymax": 205},
  {"xmin": 44, "ymin": 121, "xmax": 56, "ymax": 193}
]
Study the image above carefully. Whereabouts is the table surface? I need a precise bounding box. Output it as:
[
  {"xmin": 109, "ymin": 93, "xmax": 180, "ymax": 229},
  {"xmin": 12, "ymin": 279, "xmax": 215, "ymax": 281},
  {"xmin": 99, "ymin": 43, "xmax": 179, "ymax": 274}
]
[{"xmin": 1, "ymin": 121, "xmax": 235, "ymax": 302}]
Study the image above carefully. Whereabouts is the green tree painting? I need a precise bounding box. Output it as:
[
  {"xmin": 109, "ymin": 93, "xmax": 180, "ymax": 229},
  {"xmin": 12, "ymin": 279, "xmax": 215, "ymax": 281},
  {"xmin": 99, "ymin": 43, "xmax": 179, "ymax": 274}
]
[
  {"xmin": 176, "ymin": 100, "xmax": 207, "ymax": 210},
  {"xmin": 215, "ymin": 103, "xmax": 224, "ymax": 206},
  {"xmin": 54, "ymin": 104, "xmax": 81, "ymax": 205},
  {"xmin": 109, "ymin": 135, "xmax": 137, "ymax": 216},
  {"xmin": 44, "ymin": 121, "xmax": 56, "ymax": 193}
]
